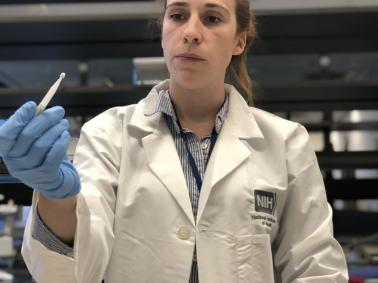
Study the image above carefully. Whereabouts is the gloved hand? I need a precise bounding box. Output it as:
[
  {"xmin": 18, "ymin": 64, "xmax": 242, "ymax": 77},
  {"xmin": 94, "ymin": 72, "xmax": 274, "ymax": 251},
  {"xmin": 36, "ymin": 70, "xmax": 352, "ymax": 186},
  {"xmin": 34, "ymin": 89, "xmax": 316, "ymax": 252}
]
[{"xmin": 0, "ymin": 101, "xmax": 80, "ymax": 199}]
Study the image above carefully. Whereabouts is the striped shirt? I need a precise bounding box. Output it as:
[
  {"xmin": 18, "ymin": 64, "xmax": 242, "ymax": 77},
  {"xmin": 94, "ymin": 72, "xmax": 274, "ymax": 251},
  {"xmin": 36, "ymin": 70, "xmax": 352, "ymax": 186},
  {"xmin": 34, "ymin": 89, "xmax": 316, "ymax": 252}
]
[{"xmin": 33, "ymin": 88, "xmax": 229, "ymax": 283}]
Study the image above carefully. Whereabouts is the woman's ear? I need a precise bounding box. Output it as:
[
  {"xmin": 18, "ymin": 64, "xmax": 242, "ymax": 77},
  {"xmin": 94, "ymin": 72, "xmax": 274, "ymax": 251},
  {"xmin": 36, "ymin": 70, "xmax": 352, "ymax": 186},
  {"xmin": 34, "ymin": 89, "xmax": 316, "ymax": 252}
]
[{"xmin": 232, "ymin": 32, "xmax": 246, "ymax": 56}]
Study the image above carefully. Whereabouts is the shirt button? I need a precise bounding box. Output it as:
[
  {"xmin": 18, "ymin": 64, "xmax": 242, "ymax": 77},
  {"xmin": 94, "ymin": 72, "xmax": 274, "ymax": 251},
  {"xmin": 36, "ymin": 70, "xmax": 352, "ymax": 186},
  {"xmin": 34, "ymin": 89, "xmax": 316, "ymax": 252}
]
[
  {"xmin": 177, "ymin": 226, "xmax": 191, "ymax": 240},
  {"xmin": 201, "ymin": 143, "xmax": 208, "ymax": 150}
]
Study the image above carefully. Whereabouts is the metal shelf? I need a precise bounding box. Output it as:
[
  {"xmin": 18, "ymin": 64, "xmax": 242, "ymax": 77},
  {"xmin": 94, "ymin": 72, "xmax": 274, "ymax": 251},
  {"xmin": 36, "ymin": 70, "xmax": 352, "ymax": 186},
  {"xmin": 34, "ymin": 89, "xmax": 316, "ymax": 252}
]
[
  {"xmin": 1, "ymin": 0, "xmax": 378, "ymax": 21},
  {"xmin": 0, "ymin": 2, "xmax": 377, "ymax": 59},
  {"xmin": 325, "ymin": 179, "xmax": 378, "ymax": 200},
  {"xmin": 1, "ymin": 81, "xmax": 378, "ymax": 116},
  {"xmin": 317, "ymin": 151, "xmax": 378, "ymax": 170}
]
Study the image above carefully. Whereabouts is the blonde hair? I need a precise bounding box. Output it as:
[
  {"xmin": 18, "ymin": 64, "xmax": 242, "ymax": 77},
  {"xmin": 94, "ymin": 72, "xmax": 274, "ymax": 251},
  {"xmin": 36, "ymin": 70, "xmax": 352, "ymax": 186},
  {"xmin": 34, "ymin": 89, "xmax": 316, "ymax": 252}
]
[{"xmin": 155, "ymin": 0, "xmax": 257, "ymax": 105}]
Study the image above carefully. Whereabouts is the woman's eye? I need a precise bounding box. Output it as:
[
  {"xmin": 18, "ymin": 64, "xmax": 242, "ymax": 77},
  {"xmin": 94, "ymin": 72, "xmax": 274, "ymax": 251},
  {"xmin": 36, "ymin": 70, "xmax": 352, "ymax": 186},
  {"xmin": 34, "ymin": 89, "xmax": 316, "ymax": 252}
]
[
  {"xmin": 168, "ymin": 12, "xmax": 222, "ymax": 24},
  {"xmin": 169, "ymin": 13, "xmax": 186, "ymax": 22},
  {"xmin": 204, "ymin": 15, "xmax": 222, "ymax": 24}
]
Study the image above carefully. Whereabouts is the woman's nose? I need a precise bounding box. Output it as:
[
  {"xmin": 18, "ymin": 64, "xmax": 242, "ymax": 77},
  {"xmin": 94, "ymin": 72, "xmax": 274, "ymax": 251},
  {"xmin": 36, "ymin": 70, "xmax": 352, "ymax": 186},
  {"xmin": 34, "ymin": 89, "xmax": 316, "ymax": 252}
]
[{"xmin": 183, "ymin": 16, "xmax": 203, "ymax": 44}]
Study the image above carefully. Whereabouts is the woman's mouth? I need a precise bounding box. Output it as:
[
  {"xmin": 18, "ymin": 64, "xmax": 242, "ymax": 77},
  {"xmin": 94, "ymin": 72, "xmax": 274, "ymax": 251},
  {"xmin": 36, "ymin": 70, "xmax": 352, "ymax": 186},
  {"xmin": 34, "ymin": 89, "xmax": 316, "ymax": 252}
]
[
  {"xmin": 177, "ymin": 56, "xmax": 205, "ymax": 62},
  {"xmin": 176, "ymin": 53, "xmax": 206, "ymax": 62}
]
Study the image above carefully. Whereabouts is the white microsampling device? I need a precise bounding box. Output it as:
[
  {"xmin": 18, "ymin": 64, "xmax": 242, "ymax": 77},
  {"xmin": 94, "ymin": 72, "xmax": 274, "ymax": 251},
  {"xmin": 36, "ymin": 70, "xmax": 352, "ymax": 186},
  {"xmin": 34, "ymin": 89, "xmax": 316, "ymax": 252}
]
[{"xmin": 36, "ymin": 72, "xmax": 66, "ymax": 115}]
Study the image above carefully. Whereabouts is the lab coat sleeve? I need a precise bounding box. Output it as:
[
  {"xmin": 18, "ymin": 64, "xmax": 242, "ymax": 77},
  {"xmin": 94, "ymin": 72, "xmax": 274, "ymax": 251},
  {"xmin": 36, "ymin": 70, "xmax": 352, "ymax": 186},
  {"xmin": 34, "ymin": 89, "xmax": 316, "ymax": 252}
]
[
  {"xmin": 32, "ymin": 209, "xmax": 74, "ymax": 257},
  {"xmin": 22, "ymin": 192, "xmax": 76, "ymax": 283},
  {"xmin": 273, "ymin": 123, "xmax": 348, "ymax": 283},
  {"xmin": 22, "ymin": 108, "xmax": 123, "ymax": 283}
]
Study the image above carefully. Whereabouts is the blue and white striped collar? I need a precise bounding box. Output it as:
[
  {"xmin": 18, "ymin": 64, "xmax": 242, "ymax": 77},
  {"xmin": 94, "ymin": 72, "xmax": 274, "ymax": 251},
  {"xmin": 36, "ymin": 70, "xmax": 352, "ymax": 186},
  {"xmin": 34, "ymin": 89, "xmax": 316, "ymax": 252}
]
[{"xmin": 152, "ymin": 89, "xmax": 229, "ymax": 134}]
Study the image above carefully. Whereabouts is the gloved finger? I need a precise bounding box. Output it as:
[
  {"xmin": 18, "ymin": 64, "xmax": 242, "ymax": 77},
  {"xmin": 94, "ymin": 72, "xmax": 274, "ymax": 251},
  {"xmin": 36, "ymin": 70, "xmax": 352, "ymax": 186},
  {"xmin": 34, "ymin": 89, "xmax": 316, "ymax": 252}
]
[
  {"xmin": 0, "ymin": 101, "xmax": 37, "ymax": 153},
  {"xmin": 6, "ymin": 119, "xmax": 69, "ymax": 170},
  {"xmin": 9, "ymin": 130, "xmax": 70, "ymax": 188},
  {"xmin": 8, "ymin": 106, "xmax": 65, "ymax": 157},
  {"xmin": 44, "ymin": 130, "xmax": 71, "ymax": 170}
]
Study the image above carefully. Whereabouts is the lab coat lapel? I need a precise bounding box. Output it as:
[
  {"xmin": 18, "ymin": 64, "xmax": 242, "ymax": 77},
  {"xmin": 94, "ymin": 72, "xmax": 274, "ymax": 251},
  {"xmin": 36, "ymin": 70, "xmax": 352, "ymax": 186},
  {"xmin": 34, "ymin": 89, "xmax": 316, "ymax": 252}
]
[
  {"xmin": 197, "ymin": 85, "xmax": 264, "ymax": 222},
  {"xmin": 142, "ymin": 124, "xmax": 195, "ymax": 226},
  {"xmin": 128, "ymin": 81, "xmax": 195, "ymax": 226}
]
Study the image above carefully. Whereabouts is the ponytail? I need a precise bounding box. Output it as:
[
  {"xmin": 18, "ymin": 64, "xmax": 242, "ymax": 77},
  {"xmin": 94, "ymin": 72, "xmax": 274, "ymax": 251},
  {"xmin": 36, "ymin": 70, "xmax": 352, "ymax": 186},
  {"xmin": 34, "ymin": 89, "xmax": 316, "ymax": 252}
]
[{"xmin": 226, "ymin": 5, "xmax": 257, "ymax": 106}]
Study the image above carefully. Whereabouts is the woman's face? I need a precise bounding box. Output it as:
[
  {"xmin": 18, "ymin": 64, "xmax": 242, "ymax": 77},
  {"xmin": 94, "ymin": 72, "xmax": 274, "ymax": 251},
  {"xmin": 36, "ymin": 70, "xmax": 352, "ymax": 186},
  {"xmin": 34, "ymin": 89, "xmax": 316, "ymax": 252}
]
[{"xmin": 161, "ymin": 0, "xmax": 246, "ymax": 90}]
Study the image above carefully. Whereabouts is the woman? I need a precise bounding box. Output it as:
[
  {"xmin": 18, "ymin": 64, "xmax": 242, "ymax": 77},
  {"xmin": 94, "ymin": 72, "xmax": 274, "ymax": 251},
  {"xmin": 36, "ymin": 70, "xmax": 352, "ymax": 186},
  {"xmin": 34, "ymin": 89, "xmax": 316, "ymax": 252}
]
[{"xmin": 0, "ymin": 0, "xmax": 348, "ymax": 282}]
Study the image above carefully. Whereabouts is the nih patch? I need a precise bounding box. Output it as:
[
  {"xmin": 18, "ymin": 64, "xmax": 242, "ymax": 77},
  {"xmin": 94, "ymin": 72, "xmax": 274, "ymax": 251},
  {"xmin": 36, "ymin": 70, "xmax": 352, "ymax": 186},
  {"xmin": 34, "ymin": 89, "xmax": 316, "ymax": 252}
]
[{"xmin": 254, "ymin": 190, "xmax": 277, "ymax": 215}]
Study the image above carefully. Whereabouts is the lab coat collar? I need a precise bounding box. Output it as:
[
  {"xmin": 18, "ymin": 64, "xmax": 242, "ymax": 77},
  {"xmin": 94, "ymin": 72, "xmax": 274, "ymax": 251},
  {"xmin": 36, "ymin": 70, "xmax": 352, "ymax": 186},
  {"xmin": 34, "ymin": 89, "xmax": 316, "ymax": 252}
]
[
  {"xmin": 129, "ymin": 79, "xmax": 264, "ymax": 140},
  {"xmin": 127, "ymin": 80, "xmax": 169, "ymax": 133},
  {"xmin": 224, "ymin": 83, "xmax": 264, "ymax": 140}
]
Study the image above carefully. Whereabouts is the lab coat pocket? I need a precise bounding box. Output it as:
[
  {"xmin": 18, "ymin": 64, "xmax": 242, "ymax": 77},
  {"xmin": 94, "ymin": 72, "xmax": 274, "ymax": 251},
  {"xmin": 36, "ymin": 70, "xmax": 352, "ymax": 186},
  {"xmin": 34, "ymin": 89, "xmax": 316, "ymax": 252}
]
[
  {"xmin": 235, "ymin": 234, "xmax": 274, "ymax": 283},
  {"xmin": 109, "ymin": 230, "xmax": 161, "ymax": 282},
  {"xmin": 196, "ymin": 231, "xmax": 239, "ymax": 283}
]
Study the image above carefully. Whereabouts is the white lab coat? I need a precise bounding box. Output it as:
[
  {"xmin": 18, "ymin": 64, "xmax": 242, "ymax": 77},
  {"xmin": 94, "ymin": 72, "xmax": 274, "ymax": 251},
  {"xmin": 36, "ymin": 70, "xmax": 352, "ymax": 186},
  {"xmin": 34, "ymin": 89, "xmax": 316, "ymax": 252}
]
[{"xmin": 22, "ymin": 79, "xmax": 348, "ymax": 283}]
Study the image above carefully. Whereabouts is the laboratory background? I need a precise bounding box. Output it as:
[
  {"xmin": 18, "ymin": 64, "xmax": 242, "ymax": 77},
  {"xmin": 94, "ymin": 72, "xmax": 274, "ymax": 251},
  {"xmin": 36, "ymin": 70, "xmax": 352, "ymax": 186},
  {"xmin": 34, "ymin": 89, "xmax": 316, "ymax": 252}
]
[{"xmin": 0, "ymin": 0, "xmax": 377, "ymax": 282}]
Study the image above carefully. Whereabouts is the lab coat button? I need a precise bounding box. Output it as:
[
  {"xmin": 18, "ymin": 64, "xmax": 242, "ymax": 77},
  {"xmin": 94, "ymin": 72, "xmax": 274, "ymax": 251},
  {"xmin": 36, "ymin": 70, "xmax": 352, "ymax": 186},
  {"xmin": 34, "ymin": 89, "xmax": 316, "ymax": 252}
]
[{"xmin": 177, "ymin": 226, "xmax": 191, "ymax": 240}]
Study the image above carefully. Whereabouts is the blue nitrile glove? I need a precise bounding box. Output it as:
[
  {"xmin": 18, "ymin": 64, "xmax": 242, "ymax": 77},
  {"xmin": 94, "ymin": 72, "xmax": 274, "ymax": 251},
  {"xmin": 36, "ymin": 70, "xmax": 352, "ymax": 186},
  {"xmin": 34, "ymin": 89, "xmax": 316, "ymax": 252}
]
[{"xmin": 0, "ymin": 101, "xmax": 80, "ymax": 199}]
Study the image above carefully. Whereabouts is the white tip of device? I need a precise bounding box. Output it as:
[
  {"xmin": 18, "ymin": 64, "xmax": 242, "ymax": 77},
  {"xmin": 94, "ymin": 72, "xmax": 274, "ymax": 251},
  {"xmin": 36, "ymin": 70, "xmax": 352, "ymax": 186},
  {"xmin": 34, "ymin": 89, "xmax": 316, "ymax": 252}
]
[{"xmin": 36, "ymin": 72, "xmax": 66, "ymax": 115}]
